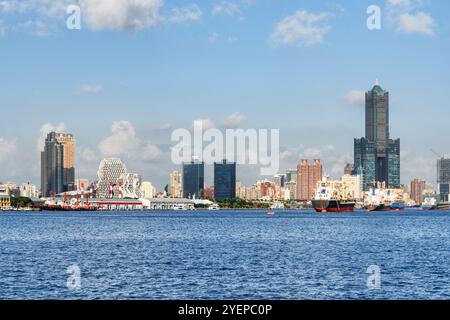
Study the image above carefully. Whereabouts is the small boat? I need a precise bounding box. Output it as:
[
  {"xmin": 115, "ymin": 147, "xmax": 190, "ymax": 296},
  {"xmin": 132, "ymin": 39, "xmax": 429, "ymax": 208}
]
[
  {"xmin": 270, "ymin": 202, "xmax": 284, "ymax": 210},
  {"xmin": 266, "ymin": 211, "xmax": 276, "ymax": 216},
  {"xmin": 208, "ymin": 204, "xmax": 220, "ymax": 211}
]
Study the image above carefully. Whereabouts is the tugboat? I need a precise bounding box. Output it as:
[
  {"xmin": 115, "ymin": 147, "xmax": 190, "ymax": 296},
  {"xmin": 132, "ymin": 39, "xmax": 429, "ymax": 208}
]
[{"xmin": 311, "ymin": 180, "xmax": 356, "ymax": 213}]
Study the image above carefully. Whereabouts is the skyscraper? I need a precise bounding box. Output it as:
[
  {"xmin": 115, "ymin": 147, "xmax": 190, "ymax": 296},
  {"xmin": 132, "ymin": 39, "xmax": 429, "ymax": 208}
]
[
  {"xmin": 169, "ymin": 170, "xmax": 182, "ymax": 198},
  {"xmin": 214, "ymin": 160, "xmax": 236, "ymax": 201},
  {"xmin": 437, "ymin": 158, "xmax": 450, "ymax": 202},
  {"xmin": 41, "ymin": 131, "xmax": 75, "ymax": 197},
  {"xmin": 410, "ymin": 178, "xmax": 426, "ymax": 205},
  {"xmin": 344, "ymin": 163, "xmax": 355, "ymax": 175},
  {"xmin": 182, "ymin": 160, "xmax": 204, "ymax": 199},
  {"xmin": 354, "ymin": 81, "xmax": 400, "ymax": 190},
  {"xmin": 296, "ymin": 159, "xmax": 322, "ymax": 201}
]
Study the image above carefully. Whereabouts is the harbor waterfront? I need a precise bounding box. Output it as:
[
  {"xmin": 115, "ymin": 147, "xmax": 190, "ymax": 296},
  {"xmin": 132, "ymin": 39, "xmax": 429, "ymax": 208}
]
[{"xmin": 1, "ymin": 210, "xmax": 450, "ymax": 300}]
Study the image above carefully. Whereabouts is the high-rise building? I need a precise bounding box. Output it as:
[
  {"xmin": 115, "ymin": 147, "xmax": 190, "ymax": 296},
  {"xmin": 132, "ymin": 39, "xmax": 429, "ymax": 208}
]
[
  {"xmin": 214, "ymin": 160, "xmax": 236, "ymax": 201},
  {"xmin": 284, "ymin": 181, "xmax": 297, "ymax": 200},
  {"xmin": 273, "ymin": 174, "xmax": 286, "ymax": 188},
  {"xmin": 169, "ymin": 170, "xmax": 182, "ymax": 198},
  {"xmin": 204, "ymin": 186, "xmax": 215, "ymax": 200},
  {"xmin": 410, "ymin": 178, "xmax": 426, "ymax": 205},
  {"xmin": 19, "ymin": 183, "xmax": 38, "ymax": 198},
  {"xmin": 344, "ymin": 163, "xmax": 355, "ymax": 175},
  {"xmin": 182, "ymin": 160, "xmax": 204, "ymax": 199},
  {"xmin": 437, "ymin": 158, "xmax": 450, "ymax": 202},
  {"xmin": 141, "ymin": 181, "xmax": 156, "ymax": 198},
  {"xmin": 285, "ymin": 169, "xmax": 297, "ymax": 184},
  {"xmin": 97, "ymin": 158, "xmax": 142, "ymax": 199},
  {"xmin": 296, "ymin": 159, "xmax": 322, "ymax": 201},
  {"xmin": 41, "ymin": 131, "xmax": 75, "ymax": 197},
  {"xmin": 354, "ymin": 81, "xmax": 400, "ymax": 190}
]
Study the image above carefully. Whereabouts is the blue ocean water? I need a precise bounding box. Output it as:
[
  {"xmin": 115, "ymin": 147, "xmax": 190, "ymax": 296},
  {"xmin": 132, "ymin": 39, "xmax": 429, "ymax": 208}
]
[{"xmin": 0, "ymin": 210, "xmax": 450, "ymax": 300}]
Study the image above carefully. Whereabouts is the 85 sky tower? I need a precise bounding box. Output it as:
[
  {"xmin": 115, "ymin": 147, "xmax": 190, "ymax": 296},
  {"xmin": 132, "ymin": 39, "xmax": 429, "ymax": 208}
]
[{"xmin": 354, "ymin": 81, "xmax": 400, "ymax": 190}]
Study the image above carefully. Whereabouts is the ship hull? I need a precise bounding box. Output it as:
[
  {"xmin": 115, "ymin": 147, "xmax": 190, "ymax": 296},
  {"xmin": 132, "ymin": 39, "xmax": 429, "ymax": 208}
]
[
  {"xmin": 422, "ymin": 203, "xmax": 450, "ymax": 211},
  {"xmin": 366, "ymin": 205, "xmax": 392, "ymax": 212},
  {"xmin": 312, "ymin": 200, "xmax": 356, "ymax": 213}
]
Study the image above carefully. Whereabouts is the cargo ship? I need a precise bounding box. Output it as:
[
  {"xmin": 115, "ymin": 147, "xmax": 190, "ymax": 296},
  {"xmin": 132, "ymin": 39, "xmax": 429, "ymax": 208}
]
[
  {"xmin": 364, "ymin": 185, "xmax": 405, "ymax": 212},
  {"xmin": 311, "ymin": 179, "xmax": 356, "ymax": 213},
  {"xmin": 421, "ymin": 197, "xmax": 450, "ymax": 211}
]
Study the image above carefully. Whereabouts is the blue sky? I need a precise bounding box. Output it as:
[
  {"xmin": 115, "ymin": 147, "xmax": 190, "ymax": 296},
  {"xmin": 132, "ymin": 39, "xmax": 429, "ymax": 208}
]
[{"xmin": 1, "ymin": 0, "xmax": 450, "ymax": 189}]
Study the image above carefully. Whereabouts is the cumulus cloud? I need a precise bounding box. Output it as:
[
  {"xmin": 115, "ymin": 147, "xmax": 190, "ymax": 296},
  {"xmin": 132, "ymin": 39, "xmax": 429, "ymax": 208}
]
[
  {"xmin": 142, "ymin": 144, "xmax": 162, "ymax": 162},
  {"xmin": 77, "ymin": 84, "xmax": 104, "ymax": 95},
  {"xmin": 222, "ymin": 112, "xmax": 246, "ymax": 128},
  {"xmin": 0, "ymin": 0, "xmax": 204, "ymax": 35},
  {"xmin": 0, "ymin": 0, "xmax": 67, "ymax": 36},
  {"xmin": 386, "ymin": 0, "xmax": 435, "ymax": 36},
  {"xmin": 37, "ymin": 122, "xmax": 65, "ymax": 152},
  {"xmin": 99, "ymin": 121, "xmax": 163, "ymax": 163},
  {"xmin": 341, "ymin": 90, "xmax": 365, "ymax": 106},
  {"xmin": 169, "ymin": 3, "xmax": 202, "ymax": 23},
  {"xmin": 396, "ymin": 12, "xmax": 434, "ymax": 35},
  {"xmin": 212, "ymin": 1, "xmax": 243, "ymax": 20},
  {"xmin": 99, "ymin": 121, "xmax": 140, "ymax": 157},
  {"xmin": 270, "ymin": 10, "xmax": 331, "ymax": 47},
  {"xmin": 193, "ymin": 119, "xmax": 216, "ymax": 130},
  {"xmin": 0, "ymin": 137, "xmax": 17, "ymax": 161},
  {"xmin": 79, "ymin": 0, "xmax": 163, "ymax": 31}
]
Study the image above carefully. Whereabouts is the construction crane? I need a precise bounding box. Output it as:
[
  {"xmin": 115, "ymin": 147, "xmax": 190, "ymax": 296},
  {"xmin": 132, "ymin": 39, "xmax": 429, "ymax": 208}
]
[{"xmin": 431, "ymin": 149, "xmax": 445, "ymax": 159}]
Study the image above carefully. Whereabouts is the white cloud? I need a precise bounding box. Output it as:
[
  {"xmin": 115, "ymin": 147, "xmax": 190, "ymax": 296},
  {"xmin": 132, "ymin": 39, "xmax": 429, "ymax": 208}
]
[
  {"xmin": 212, "ymin": 1, "xmax": 243, "ymax": 20},
  {"xmin": 99, "ymin": 121, "xmax": 164, "ymax": 164},
  {"xmin": 79, "ymin": 0, "xmax": 163, "ymax": 31},
  {"xmin": 142, "ymin": 144, "xmax": 162, "ymax": 162},
  {"xmin": 341, "ymin": 90, "xmax": 365, "ymax": 106},
  {"xmin": 99, "ymin": 121, "xmax": 140, "ymax": 157},
  {"xmin": 77, "ymin": 84, "xmax": 104, "ymax": 95},
  {"xmin": 386, "ymin": 0, "xmax": 435, "ymax": 36},
  {"xmin": 193, "ymin": 119, "xmax": 216, "ymax": 130},
  {"xmin": 78, "ymin": 146, "xmax": 98, "ymax": 163},
  {"xmin": 169, "ymin": 3, "xmax": 202, "ymax": 23},
  {"xmin": 0, "ymin": 0, "xmax": 67, "ymax": 36},
  {"xmin": 396, "ymin": 12, "xmax": 434, "ymax": 35},
  {"xmin": 0, "ymin": 0, "xmax": 166, "ymax": 34},
  {"xmin": 387, "ymin": 0, "xmax": 412, "ymax": 7},
  {"xmin": 37, "ymin": 122, "xmax": 65, "ymax": 152},
  {"xmin": 222, "ymin": 112, "xmax": 246, "ymax": 128},
  {"xmin": 0, "ymin": 137, "xmax": 16, "ymax": 161},
  {"xmin": 270, "ymin": 10, "xmax": 331, "ymax": 47},
  {"xmin": 208, "ymin": 32, "xmax": 219, "ymax": 43}
]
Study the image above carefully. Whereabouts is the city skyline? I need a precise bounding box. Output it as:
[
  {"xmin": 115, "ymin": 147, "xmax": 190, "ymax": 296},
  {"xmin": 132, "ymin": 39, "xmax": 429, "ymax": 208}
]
[{"xmin": 1, "ymin": 1, "xmax": 450, "ymax": 189}]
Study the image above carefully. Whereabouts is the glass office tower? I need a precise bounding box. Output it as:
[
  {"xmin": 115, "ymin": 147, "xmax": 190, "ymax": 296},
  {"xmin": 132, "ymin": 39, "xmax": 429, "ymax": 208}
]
[
  {"xmin": 182, "ymin": 160, "xmax": 205, "ymax": 199},
  {"xmin": 354, "ymin": 81, "xmax": 400, "ymax": 190},
  {"xmin": 214, "ymin": 160, "xmax": 236, "ymax": 201}
]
